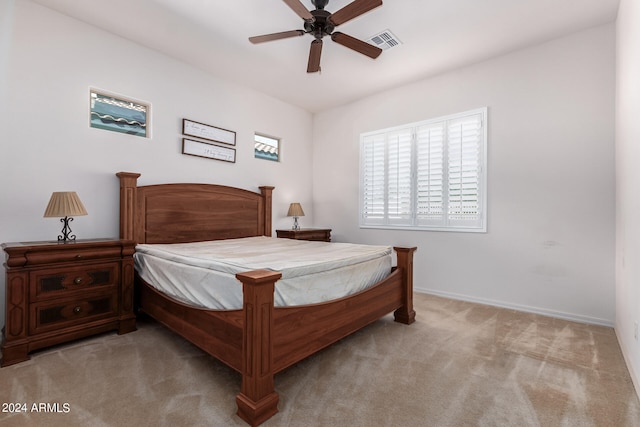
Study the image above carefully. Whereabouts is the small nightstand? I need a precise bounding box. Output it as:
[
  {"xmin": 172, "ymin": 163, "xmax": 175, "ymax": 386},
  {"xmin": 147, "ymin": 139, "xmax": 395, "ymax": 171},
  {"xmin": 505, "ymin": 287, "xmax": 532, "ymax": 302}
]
[
  {"xmin": 276, "ymin": 228, "xmax": 332, "ymax": 242},
  {"xmin": 1, "ymin": 238, "xmax": 136, "ymax": 367}
]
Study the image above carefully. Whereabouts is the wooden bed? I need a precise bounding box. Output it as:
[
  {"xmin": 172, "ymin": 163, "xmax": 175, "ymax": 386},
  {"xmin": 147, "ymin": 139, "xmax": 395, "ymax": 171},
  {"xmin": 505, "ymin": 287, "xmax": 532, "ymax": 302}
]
[{"xmin": 116, "ymin": 172, "xmax": 416, "ymax": 426}]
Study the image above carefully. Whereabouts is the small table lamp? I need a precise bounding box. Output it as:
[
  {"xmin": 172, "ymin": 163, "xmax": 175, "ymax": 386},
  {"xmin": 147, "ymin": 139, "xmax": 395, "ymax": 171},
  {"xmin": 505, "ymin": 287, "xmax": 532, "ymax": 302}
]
[
  {"xmin": 287, "ymin": 203, "xmax": 305, "ymax": 231},
  {"xmin": 44, "ymin": 191, "xmax": 88, "ymax": 242}
]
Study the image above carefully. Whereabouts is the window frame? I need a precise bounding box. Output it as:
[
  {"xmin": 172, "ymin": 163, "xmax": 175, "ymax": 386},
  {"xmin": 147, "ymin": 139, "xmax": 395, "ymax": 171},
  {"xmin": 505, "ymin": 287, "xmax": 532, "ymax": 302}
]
[{"xmin": 359, "ymin": 107, "xmax": 488, "ymax": 233}]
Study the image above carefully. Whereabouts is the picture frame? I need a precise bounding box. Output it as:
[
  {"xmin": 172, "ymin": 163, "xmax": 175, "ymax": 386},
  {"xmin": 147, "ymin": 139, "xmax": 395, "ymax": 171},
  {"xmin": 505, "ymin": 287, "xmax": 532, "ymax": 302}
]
[
  {"xmin": 254, "ymin": 133, "xmax": 280, "ymax": 162},
  {"xmin": 183, "ymin": 119, "xmax": 236, "ymax": 146},
  {"xmin": 182, "ymin": 138, "xmax": 236, "ymax": 163},
  {"xmin": 89, "ymin": 89, "xmax": 150, "ymax": 138}
]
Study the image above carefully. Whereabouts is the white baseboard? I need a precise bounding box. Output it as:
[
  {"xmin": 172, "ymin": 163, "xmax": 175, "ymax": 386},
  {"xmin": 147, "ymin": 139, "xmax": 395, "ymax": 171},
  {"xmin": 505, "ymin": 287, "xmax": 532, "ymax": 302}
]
[
  {"xmin": 615, "ymin": 331, "xmax": 640, "ymax": 399},
  {"xmin": 414, "ymin": 286, "xmax": 614, "ymax": 327}
]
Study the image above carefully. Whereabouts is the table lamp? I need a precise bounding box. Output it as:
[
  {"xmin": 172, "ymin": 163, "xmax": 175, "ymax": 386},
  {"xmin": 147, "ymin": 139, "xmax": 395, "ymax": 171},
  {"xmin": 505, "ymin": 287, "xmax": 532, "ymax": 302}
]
[
  {"xmin": 43, "ymin": 191, "xmax": 88, "ymax": 242},
  {"xmin": 287, "ymin": 203, "xmax": 305, "ymax": 231}
]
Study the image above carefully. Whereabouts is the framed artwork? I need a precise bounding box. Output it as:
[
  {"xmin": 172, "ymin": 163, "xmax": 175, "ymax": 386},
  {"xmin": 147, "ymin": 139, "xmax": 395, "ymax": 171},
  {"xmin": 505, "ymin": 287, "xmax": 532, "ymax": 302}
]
[
  {"xmin": 254, "ymin": 133, "xmax": 280, "ymax": 162},
  {"xmin": 183, "ymin": 119, "xmax": 236, "ymax": 146},
  {"xmin": 182, "ymin": 138, "xmax": 236, "ymax": 163},
  {"xmin": 89, "ymin": 89, "xmax": 150, "ymax": 138}
]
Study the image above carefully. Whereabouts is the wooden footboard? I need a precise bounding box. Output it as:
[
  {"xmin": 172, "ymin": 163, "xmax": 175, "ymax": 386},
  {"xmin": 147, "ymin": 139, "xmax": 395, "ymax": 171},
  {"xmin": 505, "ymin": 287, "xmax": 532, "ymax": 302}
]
[{"xmin": 234, "ymin": 247, "xmax": 416, "ymax": 426}]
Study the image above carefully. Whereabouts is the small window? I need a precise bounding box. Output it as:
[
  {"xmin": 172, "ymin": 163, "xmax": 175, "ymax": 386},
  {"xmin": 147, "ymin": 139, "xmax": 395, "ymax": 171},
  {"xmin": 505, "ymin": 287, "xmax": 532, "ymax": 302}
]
[
  {"xmin": 360, "ymin": 108, "xmax": 487, "ymax": 232},
  {"xmin": 254, "ymin": 134, "xmax": 280, "ymax": 162}
]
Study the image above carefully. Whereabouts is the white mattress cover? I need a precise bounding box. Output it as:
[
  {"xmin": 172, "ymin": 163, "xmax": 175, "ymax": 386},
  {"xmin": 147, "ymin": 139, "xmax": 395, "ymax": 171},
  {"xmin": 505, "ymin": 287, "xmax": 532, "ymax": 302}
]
[{"xmin": 134, "ymin": 236, "xmax": 392, "ymax": 309}]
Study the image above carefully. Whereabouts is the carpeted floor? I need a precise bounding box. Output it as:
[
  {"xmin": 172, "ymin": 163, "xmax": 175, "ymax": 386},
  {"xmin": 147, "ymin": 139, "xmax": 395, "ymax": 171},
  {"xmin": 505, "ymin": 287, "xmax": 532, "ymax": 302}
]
[{"xmin": 1, "ymin": 293, "xmax": 638, "ymax": 426}]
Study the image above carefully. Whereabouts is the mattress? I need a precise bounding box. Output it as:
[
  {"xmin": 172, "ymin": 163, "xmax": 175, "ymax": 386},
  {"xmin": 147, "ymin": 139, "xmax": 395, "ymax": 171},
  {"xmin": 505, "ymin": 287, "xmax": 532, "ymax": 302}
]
[{"xmin": 134, "ymin": 236, "xmax": 392, "ymax": 310}]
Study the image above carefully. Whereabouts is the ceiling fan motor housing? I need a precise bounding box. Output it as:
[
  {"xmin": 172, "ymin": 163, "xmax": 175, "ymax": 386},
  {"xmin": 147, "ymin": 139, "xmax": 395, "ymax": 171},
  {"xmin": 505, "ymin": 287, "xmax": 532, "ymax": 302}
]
[{"xmin": 305, "ymin": 9, "xmax": 335, "ymax": 39}]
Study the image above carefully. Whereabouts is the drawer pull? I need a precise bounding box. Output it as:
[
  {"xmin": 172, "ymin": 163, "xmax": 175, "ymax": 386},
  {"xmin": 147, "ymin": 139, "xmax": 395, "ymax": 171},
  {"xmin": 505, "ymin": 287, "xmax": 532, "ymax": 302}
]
[
  {"xmin": 75, "ymin": 254, "xmax": 83, "ymax": 259},
  {"xmin": 73, "ymin": 306, "xmax": 82, "ymax": 314},
  {"xmin": 73, "ymin": 277, "xmax": 83, "ymax": 285}
]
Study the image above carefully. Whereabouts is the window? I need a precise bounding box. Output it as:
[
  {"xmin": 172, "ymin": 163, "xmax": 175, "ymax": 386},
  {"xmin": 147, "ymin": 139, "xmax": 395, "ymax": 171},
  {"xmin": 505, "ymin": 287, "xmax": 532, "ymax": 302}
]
[
  {"xmin": 254, "ymin": 133, "xmax": 280, "ymax": 162},
  {"xmin": 360, "ymin": 108, "xmax": 487, "ymax": 232}
]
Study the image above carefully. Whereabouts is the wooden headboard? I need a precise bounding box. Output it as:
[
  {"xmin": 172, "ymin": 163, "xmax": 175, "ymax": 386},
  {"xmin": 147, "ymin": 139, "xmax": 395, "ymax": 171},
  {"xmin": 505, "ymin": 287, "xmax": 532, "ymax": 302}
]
[{"xmin": 117, "ymin": 172, "xmax": 274, "ymax": 244}]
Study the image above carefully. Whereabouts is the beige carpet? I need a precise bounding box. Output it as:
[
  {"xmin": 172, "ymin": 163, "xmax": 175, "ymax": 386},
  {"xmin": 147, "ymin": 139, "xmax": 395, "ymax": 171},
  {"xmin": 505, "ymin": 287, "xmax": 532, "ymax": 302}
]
[{"xmin": 1, "ymin": 293, "xmax": 638, "ymax": 427}]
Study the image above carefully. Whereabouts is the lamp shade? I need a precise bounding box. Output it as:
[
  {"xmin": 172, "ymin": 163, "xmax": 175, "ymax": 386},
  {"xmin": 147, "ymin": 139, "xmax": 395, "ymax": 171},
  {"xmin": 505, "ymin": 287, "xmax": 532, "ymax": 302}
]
[
  {"xmin": 43, "ymin": 192, "xmax": 88, "ymax": 218},
  {"xmin": 287, "ymin": 203, "xmax": 305, "ymax": 217}
]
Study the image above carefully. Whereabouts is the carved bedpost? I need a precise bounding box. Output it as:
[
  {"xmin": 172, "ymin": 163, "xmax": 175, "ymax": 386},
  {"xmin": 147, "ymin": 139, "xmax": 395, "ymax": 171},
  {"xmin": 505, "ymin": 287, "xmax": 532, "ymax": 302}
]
[
  {"xmin": 235, "ymin": 269, "xmax": 282, "ymax": 427},
  {"xmin": 116, "ymin": 172, "xmax": 140, "ymax": 241},
  {"xmin": 259, "ymin": 186, "xmax": 274, "ymax": 237},
  {"xmin": 393, "ymin": 247, "xmax": 417, "ymax": 325}
]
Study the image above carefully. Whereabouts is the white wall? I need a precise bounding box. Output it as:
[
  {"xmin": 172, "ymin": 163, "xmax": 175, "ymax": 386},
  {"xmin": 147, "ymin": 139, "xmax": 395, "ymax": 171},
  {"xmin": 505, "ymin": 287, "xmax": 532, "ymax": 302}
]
[
  {"xmin": 0, "ymin": 0, "xmax": 621, "ymax": 350},
  {"xmin": 313, "ymin": 25, "xmax": 616, "ymax": 326},
  {"xmin": 615, "ymin": 0, "xmax": 640, "ymax": 394},
  {"xmin": 0, "ymin": 1, "xmax": 314, "ymax": 322}
]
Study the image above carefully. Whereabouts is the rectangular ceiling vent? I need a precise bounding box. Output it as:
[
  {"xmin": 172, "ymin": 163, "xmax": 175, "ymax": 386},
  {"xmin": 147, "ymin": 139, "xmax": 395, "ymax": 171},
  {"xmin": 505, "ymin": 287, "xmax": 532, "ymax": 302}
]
[{"xmin": 367, "ymin": 29, "xmax": 401, "ymax": 50}]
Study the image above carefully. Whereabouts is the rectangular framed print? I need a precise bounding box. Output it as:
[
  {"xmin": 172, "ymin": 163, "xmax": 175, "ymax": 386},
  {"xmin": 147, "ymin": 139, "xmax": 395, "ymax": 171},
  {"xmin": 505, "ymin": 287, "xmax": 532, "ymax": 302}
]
[
  {"xmin": 183, "ymin": 119, "xmax": 236, "ymax": 146},
  {"xmin": 90, "ymin": 89, "xmax": 149, "ymax": 138},
  {"xmin": 182, "ymin": 138, "xmax": 236, "ymax": 163}
]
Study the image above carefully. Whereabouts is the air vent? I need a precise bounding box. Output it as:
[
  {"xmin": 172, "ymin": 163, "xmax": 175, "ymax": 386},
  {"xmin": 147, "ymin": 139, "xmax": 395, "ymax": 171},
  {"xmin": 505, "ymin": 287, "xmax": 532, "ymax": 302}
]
[{"xmin": 367, "ymin": 29, "xmax": 401, "ymax": 50}]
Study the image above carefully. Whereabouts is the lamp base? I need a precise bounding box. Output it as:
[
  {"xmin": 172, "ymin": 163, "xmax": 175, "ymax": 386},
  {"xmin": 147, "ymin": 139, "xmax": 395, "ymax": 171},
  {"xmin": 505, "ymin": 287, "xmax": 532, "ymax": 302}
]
[
  {"xmin": 292, "ymin": 216, "xmax": 300, "ymax": 231},
  {"xmin": 57, "ymin": 216, "xmax": 77, "ymax": 242}
]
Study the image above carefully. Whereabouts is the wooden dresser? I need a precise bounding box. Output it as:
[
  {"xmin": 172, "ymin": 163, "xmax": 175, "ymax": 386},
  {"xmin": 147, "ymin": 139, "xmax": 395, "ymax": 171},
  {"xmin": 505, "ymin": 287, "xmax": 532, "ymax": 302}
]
[
  {"xmin": 276, "ymin": 228, "xmax": 332, "ymax": 242},
  {"xmin": 1, "ymin": 238, "xmax": 136, "ymax": 367}
]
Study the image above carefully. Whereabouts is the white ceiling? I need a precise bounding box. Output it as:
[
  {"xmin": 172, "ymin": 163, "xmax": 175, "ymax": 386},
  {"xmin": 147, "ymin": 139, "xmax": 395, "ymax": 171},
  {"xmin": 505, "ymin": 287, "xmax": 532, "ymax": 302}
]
[{"xmin": 32, "ymin": 0, "xmax": 620, "ymax": 113}]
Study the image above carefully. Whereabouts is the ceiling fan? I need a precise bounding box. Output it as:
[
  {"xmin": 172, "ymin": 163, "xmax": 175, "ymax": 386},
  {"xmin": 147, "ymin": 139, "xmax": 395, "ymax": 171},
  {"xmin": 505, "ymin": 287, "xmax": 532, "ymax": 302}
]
[{"xmin": 249, "ymin": 0, "xmax": 383, "ymax": 73}]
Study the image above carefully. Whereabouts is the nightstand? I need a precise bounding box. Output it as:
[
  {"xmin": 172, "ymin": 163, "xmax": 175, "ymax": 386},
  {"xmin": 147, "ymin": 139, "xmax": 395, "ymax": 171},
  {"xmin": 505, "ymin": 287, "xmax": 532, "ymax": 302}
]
[
  {"xmin": 276, "ymin": 228, "xmax": 332, "ymax": 242},
  {"xmin": 1, "ymin": 238, "xmax": 136, "ymax": 367}
]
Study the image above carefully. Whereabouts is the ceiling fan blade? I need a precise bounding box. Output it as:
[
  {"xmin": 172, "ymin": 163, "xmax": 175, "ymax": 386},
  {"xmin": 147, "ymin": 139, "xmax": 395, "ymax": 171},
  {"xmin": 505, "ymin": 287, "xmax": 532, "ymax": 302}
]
[
  {"xmin": 331, "ymin": 32, "xmax": 382, "ymax": 59},
  {"xmin": 329, "ymin": 0, "xmax": 382, "ymax": 26},
  {"xmin": 249, "ymin": 30, "xmax": 305, "ymax": 44},
  {"xmin": 282, "ymin": 0, "xmax": 315, "ymax": 22},
  {"xmin": 307, "ymin": 39, "xmax": 323, "ymax": 73}
]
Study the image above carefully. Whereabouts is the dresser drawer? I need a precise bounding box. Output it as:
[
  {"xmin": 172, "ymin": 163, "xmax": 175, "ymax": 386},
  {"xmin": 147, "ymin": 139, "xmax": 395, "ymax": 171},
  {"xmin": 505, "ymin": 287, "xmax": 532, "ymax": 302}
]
[
  {"xmin": 276, "ymin": 228, "xmax": 332, "ymax": 242},
  {"xmin": 30, "ymin": 292, "xmax": 118, "ymax": 335},
  {"xmin": 299, "ymin": 230, "xmax": 331, "ymax": 241},
  {"xmin": 29, "ymin": 262, "xmax": 119, "ymax": 301},
  {"xmin": 24, "ymin": 245, "xmax": 122, "ymax": 266}
]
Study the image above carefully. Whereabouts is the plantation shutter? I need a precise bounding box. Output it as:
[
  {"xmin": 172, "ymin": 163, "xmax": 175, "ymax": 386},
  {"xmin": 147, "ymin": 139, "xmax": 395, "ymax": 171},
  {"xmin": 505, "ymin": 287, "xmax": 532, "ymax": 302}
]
[
  {"xmin": 447, "ymin": 113, "xmax": 483, "ymax": 228},
  {"xmin": 416, "ymin": 123, "xmax": 445, "ymax": 226},
  {"xmin": 360, "ymin": 108, "xmax": 486, "ymax": 232},
  {"xmin": 387, "ymin": 129, "xmax": 413, "ymax": 225},
  {"xmin": 361, "ymin": 133, "xmax": 386, "ymax": 225}
]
